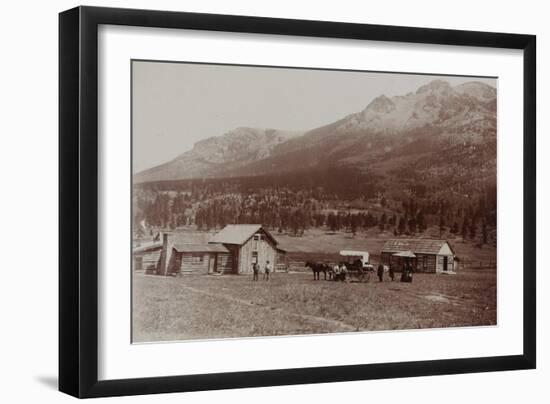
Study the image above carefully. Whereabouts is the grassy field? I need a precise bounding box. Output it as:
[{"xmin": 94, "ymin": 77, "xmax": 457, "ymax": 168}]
[{"xmin": 132, "ymin": 269, "xmax": 496, "ymax": 343}]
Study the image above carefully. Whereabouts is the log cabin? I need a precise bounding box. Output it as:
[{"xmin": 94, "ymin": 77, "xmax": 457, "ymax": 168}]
[
  {"xmin": 380, "ymin": 239, "xmax": 456, "ymax": 273},
  {"xmin": 166, "ymin": 243, "xmax": 232, "ymax": 275},
  {"xmin": 133, "ymin": 234, "xmax": 232, "ymax": 276}
]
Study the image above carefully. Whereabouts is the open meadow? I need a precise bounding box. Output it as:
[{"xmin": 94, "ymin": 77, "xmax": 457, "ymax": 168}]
[{"xmin": 132, "ymin": 268, "xmax": 496, "ymax": 343}]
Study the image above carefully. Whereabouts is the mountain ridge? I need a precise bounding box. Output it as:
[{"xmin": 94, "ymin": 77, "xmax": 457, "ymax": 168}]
[{"xmin": 134, "ymin": 80, "xmax": 496, "ymax": 183}]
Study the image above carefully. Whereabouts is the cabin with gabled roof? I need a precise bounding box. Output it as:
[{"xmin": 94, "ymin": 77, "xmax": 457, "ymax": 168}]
[
  {"xmin": 381, "ymin": 239, "xmax": 456, "ymax": 273},
  {"xmin": 209, "ymin": 224, "xmax": 282, "ymax": 274}
]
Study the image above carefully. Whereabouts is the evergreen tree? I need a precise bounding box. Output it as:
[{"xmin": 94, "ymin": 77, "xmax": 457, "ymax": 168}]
[
  {"xmin": 451, "ymin": 221, "xmax": 459, "ymax": 234},
  {"xmin": 408, "ymin": 216, "xmax": 417, "ymax": 234},
  {"xmin": 461, "ymin": 217, "xmax": 469, "ymax": 240},
  {"xmin": 482, "ymin": 220, "xmax": 488, "ymax": 245},
  {"xmin": 327, "ymin": 212, "xmax": 337, "ymax": 232},
  {"xmin": 469, "ymin": 219, "xmax": 477, "ymax": 240},
  {"xmin": 439, "ymin": 215, "xmax": 446, "ymax": 238},
  {"xmin": 398, "ymin": 216, "xmax": 406, "ymax": 234},
  {"xmin": 416, "ymin": 210, "xmax": 426, "ymax": 232},
  {"xmin": 351, "ymin": 214, "xmax": 359, "ymax": 236}
]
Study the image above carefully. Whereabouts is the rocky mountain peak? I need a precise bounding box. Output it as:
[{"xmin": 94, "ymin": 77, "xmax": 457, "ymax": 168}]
[
  {"xmin": 454, "ymin": 81, "xmax": 497, "ymax": 102},
  {"xmin": 364, "ymin": 94, "xmax": 396, "ymax": 114},
  {"xmin": 416, "ymin": 79, "xmax": 452, "ymax": 95}
]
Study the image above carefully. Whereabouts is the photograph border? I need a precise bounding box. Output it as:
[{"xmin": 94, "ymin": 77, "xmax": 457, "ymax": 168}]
[{"xmin": 59, "ymin": 6, "xmax": 536, "ymax": 398}]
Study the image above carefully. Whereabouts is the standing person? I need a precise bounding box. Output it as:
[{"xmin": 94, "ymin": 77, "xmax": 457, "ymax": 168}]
[
  {"xmin": 340, "ymin": 263, "xmax": 347, "ymax": 282},
  {"xmin": 407, "ymin": 261, "xmax": 414, "ymax": 283},
  {"xmin": 389, "ymin": 263, "xmax": 395, "ymax": 282},
  {"xmin": 377, "ymin": 263, "xmax": 384, "ymax": 282},
  {"xmin": 264, "ymin": 260, "xmax": 273, "ymax": 281},
  {"xmin": 332, "ymin": 263, "xmax": 340, "ymax": 281},
  {"xmin": 252, "ymin": 262, "xmax": 259, "ymax": 281},
  {"xmin": 401, "ymin": 260, "xmax": 413, "ymax": 283}
]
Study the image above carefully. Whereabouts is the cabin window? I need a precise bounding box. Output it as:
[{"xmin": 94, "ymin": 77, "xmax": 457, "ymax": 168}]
[
  {"xmin": 191, "ymin": 254, "xmax": 204, "ymax": 264},
  {"xmin": 252, "ymin": 251, "xmax": 258, "ymax": 264},
  {"xmin": 253, "ymin": 233, "xmax": 262, "ymax": 241}
]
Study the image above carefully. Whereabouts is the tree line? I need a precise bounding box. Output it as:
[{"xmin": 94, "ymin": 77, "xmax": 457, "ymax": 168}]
[{"xmin": 133, "ymin": 176, "xmax": 495, "ymax": 246}]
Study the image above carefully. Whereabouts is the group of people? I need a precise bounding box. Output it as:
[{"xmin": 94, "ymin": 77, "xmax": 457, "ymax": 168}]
[
  {"xmin": 252, "ymin": 260, "xmax": 273, "ymax": 281},
  {"xmin": 332, "ymin": 263, "xmax": 348, "ymax": 281},
  {"xmin": 376, "ymin": 263, "xmax": 396, "ymax": 282},
  {"xmin": 375, "ymin": 263, "xmax": 413, "ymax": 282}
]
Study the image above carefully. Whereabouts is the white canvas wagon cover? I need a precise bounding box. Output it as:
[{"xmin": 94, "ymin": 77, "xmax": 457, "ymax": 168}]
[{"xmin": 339, "ymin": 250, "xmax": 370, "ymax": 262}]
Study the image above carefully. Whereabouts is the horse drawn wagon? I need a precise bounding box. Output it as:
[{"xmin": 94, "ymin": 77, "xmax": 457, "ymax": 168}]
[
  {"xmin": 305, "ymin": 250, "xmax": 375, "ymax": 282},
  {"xmin": 337, "ymin": 250, "xmax": 374, "ymax": 282}
]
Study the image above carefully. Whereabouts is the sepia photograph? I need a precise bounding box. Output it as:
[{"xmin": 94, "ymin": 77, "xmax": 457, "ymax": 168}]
[{"xmin": 131, "ymin": 60, "xmax": 497, "ymax": 343}]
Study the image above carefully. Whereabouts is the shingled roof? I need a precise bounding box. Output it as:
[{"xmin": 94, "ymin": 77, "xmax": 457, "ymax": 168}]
[
  {"xmin": 382, "ymin": 239, "xmax": 454, "ymax": 255},
  {"xmin": 133, "ymin": 241, "xmax": 162, "ymax": 253},
  {"xmin": 173, "ymin": 243, "xmax": 229, "ymax": 253},
  {"xmin": 210, "ymin": 224, "xmax": 277, "ymax": 245}
]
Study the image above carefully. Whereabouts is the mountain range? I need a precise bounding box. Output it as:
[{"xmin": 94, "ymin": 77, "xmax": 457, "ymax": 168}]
[{"xmin": 133, "ymin": 79, "xmax": 496, "ymax": 190}]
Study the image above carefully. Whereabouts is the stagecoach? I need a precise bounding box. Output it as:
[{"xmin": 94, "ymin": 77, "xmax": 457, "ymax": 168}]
[
  {"xmin": 306, "ymin": 250, "xmax": 375, "ymax": 282},
  {"xmin": 338, "ymin": 250, "xmax": 374, "ymax": 282}
]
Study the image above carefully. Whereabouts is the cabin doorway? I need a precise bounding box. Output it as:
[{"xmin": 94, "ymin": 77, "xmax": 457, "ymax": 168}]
[
  {"xmin": 443, "ymin": 256, "xmax": 448, "ymax": 271},
  {"xmin": 208, "ymin": 254, "xmax": 216, "ymax": 274}
]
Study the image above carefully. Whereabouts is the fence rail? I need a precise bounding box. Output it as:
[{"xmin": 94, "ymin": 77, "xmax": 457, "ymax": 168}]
[{"xmin": 459, "ymin": 260, "xmax": 497, "ymax": 270}]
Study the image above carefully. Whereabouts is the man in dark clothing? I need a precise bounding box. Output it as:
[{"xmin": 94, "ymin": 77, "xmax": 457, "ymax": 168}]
[
  {"xmin": 252, "ymin": 262, "xmax": 259, "ymax": 281},
  {"xmin": 401, "ymin": 261, "xmax": 413, "ymax": 283},
  {"xmin": 407, "ymin": 261, "xmax": 414, "ymax": 283},
  {"xmin": 377, "ymin": 263, "xmax": 384, "ymax": 282},
  {"xmin": 389, "ymin": 264, "xmax": 395, "ymax": 282}
]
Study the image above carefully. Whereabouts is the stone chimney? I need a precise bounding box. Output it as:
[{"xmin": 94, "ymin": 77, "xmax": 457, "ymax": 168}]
[{"xmin": 158, "ymin": 232, "xmax": 172, "ymax": 276}]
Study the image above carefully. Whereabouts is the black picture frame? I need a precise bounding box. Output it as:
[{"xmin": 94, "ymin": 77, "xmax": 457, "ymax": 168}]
[{"xmin": 59, "ymin": 5, "xmax": 536, "ymax": 398}]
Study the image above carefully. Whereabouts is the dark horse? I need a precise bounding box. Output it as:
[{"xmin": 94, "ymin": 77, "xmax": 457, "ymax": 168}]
[{"xmin": 305, "ymin": 261, "xmax": 330, "ymax": 280}]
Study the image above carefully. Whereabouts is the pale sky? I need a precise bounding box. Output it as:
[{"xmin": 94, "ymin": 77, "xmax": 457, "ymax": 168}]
[{"xmin": 132, "ymin": 60, "xmax": 496, "ymax": 173}]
